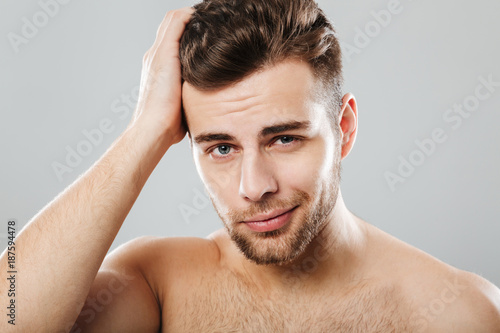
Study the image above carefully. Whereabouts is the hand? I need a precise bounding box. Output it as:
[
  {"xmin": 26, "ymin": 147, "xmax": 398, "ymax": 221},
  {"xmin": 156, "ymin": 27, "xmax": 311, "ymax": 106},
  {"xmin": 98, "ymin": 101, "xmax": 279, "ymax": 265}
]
[{"xmin": 130, "ymin": 7, "xmax": 195, "ymax": 146}]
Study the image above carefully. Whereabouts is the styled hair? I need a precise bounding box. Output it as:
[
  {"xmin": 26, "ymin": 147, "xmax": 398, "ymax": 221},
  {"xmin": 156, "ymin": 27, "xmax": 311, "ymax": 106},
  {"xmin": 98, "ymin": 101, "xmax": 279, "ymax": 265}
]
[{"xmin": 180, "ymin": 0, "xmax": 344, "ymax": 123}]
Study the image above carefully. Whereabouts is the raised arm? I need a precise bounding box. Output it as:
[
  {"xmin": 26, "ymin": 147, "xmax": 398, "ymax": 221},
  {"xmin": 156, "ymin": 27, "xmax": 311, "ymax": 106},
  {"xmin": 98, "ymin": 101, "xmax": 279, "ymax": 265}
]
[{"xmin": 0, "ymin": 7, "xmax": 194, "ymax": 332}]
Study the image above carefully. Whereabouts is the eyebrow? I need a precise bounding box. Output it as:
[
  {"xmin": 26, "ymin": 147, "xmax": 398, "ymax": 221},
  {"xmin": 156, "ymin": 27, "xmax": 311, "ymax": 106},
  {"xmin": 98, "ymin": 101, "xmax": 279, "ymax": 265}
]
[
  {"xmin": 259, "ymin": 120, "xmax": 311, "ymax": 137},
  {"xmin": 193, "ymin": 120, "xmax": 311, "ymax": 145}
]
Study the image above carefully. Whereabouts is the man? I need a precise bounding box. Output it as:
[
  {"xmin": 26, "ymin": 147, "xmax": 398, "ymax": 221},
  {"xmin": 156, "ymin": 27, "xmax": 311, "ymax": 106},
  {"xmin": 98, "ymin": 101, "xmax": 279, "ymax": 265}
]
[{"xmin": 1, "ymin": 0, "xmax": 499, "ymax": 332}]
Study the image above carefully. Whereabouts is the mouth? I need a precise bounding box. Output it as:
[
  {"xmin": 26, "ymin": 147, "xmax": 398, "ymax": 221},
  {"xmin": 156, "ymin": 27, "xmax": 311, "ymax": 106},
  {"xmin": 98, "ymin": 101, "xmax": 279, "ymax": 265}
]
[{"xmin": 241, "ymin": 206, "xmax": 298, "ymax": 233}]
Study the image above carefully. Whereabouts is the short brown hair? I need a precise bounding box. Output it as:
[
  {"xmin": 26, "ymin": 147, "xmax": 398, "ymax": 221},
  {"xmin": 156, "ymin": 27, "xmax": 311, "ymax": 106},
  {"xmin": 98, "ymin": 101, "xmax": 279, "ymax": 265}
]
[{"xmin": 180, "ymin": 0, "xmax": 344, "ymax": 122}]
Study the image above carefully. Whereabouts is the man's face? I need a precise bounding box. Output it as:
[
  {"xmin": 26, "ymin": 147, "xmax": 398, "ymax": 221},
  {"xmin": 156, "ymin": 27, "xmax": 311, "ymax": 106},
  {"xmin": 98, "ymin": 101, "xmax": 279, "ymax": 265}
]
[{"xmin": 182, "ymin": 60, "xmax": 342, "ymax": 266}]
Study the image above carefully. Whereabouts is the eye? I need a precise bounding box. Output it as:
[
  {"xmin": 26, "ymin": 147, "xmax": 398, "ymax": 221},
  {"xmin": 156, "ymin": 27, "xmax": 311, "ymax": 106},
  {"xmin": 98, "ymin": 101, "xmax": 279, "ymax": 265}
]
[
  {"xmin": 276, "ymin": 136, "xmax": 296, "ymax": 145},
  {"xmin": 215, "ymin": 145, "xmax": 232, "ymax": 155},
  {"xmin": 209, "ymin": 144, "xmax": 235, "ymax": 159}
]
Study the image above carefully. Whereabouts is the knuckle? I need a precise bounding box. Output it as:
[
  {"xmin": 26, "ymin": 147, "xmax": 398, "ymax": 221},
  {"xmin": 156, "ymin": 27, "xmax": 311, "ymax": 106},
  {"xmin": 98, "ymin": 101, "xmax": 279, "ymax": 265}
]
[
  {"xmin": 169, "ymin": 11, "xmax": 180, "ymax": 20},
  {"xmin": 155, "ymin": 25, "xmax": 163, "ymax": 37},
  {"xmin": 166, "ymin": 10, "xmax": 176, "ymax": 19},
  {"xmin": 170, "ymin": 9, "xmax": 187, "ymax": 21}
]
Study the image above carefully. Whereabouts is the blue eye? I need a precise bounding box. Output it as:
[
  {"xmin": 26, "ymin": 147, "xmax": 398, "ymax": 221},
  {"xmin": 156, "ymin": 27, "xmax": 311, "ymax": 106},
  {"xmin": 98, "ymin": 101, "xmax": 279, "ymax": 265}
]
[
  {"xmin": 277, "ymin": 136, "xmax": 294, "ymax": 144},
  {"xmin": 216, "ymin": 145, "xmax": 231, "ymax": 155}
]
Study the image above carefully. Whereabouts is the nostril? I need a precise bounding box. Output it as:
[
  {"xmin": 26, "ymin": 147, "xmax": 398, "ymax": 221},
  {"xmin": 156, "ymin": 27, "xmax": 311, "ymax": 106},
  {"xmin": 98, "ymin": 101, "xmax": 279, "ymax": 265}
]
[{"xmin": 239, "ymin": 179, "xmax": 278, "ymax": 202}]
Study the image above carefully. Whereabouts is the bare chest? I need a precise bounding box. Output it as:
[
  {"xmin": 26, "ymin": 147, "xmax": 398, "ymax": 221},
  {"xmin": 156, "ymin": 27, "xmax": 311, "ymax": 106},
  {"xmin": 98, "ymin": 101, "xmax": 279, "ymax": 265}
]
[{"xmin": 162, "ymin": 272, "xmax": 414, "ymax": 332}]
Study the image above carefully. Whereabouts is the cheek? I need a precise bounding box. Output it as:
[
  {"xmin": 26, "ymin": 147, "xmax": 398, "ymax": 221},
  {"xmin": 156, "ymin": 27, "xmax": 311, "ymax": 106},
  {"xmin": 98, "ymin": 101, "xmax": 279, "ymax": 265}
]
[
  {"xmin": 196, "ymin": 158, "xmax": 241, "ymax": 206},
  {"xmin": 274, "ymin": 148, "xmax": 330, "ymax": 194}
]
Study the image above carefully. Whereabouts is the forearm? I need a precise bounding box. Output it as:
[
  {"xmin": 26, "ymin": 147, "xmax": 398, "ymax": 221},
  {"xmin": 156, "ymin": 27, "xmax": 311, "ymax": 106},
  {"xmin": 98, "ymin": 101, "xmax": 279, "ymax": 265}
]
[{"xmin": 0, "ymin": 120, "xmax": 171, "ymax": 331}]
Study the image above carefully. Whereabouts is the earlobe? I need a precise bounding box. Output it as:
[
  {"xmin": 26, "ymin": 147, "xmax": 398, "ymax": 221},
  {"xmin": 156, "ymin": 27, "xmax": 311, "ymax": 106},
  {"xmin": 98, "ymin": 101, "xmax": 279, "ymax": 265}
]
[{"xmin": 338, "ymin": 93, "xmax": 358, "ymax": 160}]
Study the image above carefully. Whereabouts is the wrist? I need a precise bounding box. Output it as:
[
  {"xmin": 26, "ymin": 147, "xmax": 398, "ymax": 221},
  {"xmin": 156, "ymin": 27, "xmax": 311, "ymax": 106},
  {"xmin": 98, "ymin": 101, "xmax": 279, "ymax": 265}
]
[
  {"xmin": 126, "ymin": 116, "xmax": 176, "ymax": 152},
  {"xmin": 115, "ymin": 120, "xmax": 174, "ymax": 183}
]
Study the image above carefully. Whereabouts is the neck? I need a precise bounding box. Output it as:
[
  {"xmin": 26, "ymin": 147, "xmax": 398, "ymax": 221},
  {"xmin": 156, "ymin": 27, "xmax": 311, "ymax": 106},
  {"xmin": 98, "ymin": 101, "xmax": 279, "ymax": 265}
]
[{"xmin": 222, "ymin": 191, "xmax": 369, "ymax": 294}]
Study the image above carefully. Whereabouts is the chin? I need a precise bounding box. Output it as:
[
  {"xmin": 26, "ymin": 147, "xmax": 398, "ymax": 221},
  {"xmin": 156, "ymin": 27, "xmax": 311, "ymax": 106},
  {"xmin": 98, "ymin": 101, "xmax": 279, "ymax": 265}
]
[{"xmin": 228, "ymin": 209, "xmax": 312, "ymax": 266}]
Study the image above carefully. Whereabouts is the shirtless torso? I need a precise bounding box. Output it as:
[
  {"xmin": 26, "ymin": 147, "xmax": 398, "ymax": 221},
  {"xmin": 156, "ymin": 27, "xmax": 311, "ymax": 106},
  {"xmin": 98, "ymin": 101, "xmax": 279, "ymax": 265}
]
[
  {"xmin": 137, "ymin": 218, "xmax": 494, "ymax": 333},
  {"xmin": 164, "ymin": 263, "xmax": 412, "ymax": 332},
  {"xmin": 7, "ymin": 5, "xmax": 500, "ymax": 333}
]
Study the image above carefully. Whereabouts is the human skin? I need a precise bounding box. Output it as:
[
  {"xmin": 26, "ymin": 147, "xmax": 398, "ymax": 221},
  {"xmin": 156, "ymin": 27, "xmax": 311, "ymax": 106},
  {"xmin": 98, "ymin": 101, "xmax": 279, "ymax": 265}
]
[
  {"xmin": 183, "ymin": 58, "xmax": 359, "ymax": 281},
  {"xmin": 181, "ymin": 59, "xmax": 500, "ymax": 331},
  {"xmin": 1, "ymin": 6, "xmax": 499, "ymax": 332},
  {"xmin": 0, "ymin": 7, "xmax": 194, "ymax": 332}
]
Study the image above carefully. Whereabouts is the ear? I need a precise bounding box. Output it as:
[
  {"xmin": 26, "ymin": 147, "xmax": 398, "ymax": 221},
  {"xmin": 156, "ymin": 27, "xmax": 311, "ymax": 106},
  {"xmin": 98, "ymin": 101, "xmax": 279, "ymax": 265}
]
[{"xmin": 338, "ymin": 93, "xmax": 358, "ymax": 160}]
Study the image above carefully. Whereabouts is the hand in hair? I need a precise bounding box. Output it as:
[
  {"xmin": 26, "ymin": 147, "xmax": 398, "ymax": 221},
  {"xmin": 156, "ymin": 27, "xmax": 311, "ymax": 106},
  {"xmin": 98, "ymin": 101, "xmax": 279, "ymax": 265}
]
[{"xmin": 130, "ymin": 6, "xmax": 195, "ymax": 147}]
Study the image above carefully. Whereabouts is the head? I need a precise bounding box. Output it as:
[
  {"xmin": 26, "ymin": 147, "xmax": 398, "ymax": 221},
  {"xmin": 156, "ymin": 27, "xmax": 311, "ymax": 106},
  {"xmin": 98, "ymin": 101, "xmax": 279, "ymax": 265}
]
[{"xmin": 180, "ymin": 0, "xmax": 357, "ymax": 266}]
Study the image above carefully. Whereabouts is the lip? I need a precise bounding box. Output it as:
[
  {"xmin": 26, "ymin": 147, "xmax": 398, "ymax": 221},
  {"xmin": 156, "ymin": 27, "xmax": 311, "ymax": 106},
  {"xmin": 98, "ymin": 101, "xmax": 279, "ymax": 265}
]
[
  {"xmin": 244, "ymin": 207, "xmax": 296, "ymax": 223},
  {"xmin": 242, "ymin": 206, "xmax": 298, "ymax": 233}
]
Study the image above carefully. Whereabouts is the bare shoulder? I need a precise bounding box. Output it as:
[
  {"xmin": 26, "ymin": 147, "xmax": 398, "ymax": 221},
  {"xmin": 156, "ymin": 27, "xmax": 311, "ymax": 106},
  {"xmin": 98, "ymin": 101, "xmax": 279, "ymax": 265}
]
[
  {"xmin": 425, "ymin": 269, "xmax": 500, "ymax": 332},
  {"xmin": 404, "ymin": 267, "xmax": 500, "ymax": 332},
  {"xmin": 105, "ymin": 234, "xmax": 221, "ymax": 278},
  {"xmin": 363, "ymin": 223, "xmax": 500, "ymax": 331},
  {"xmin": 75, "ymin": 235, "xmax": 220, "ymax": 331},
  {"xmin": 103, "ymin": 234, "xmax": 222, "ymax": 304}
]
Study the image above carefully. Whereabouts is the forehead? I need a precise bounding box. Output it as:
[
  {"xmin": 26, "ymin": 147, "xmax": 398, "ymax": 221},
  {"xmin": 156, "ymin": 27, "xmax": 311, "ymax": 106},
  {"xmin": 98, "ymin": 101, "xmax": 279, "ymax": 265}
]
[{"xmin": 182, "ymin": 60, "xmax": 325, "ymax": 136}]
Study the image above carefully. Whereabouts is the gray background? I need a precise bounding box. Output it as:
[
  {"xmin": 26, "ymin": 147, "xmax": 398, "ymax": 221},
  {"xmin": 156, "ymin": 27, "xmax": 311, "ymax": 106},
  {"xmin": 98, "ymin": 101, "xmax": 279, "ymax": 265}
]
[{"xmin": 1, "ymin": 0, "xmax": 499, "ymax": 286}]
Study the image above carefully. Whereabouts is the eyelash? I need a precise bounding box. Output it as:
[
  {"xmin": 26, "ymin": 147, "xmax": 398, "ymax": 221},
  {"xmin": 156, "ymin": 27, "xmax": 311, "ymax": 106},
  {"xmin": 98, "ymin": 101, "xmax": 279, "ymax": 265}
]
[{"xmin": 207, "ymin": 136, "xmax": 301, "ymax": 159}]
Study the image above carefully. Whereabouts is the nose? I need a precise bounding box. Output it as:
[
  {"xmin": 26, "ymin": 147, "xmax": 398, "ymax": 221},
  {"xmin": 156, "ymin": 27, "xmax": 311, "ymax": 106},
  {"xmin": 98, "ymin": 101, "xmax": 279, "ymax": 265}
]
[{"xmin": 239, "ymin": 152, "xmax": 278, "ymax": 201}]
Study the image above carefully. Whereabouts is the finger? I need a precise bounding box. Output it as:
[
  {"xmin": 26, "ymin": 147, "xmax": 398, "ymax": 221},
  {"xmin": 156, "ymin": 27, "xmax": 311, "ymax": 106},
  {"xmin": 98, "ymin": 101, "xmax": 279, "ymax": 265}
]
[
  {"xmin": 143, "ymin": 13, "xmax": 172, "ymax": 62},
  {"xmin": 157, "ymin": 7, "xmax": 195, "ymax": 51},
  {"xmin": 154, "ymin": 11, "xmax": 171, "ymax": 41},
  {"xmin": 153, "ymin": 7, "xmax": 194, "ymax": 52}
]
